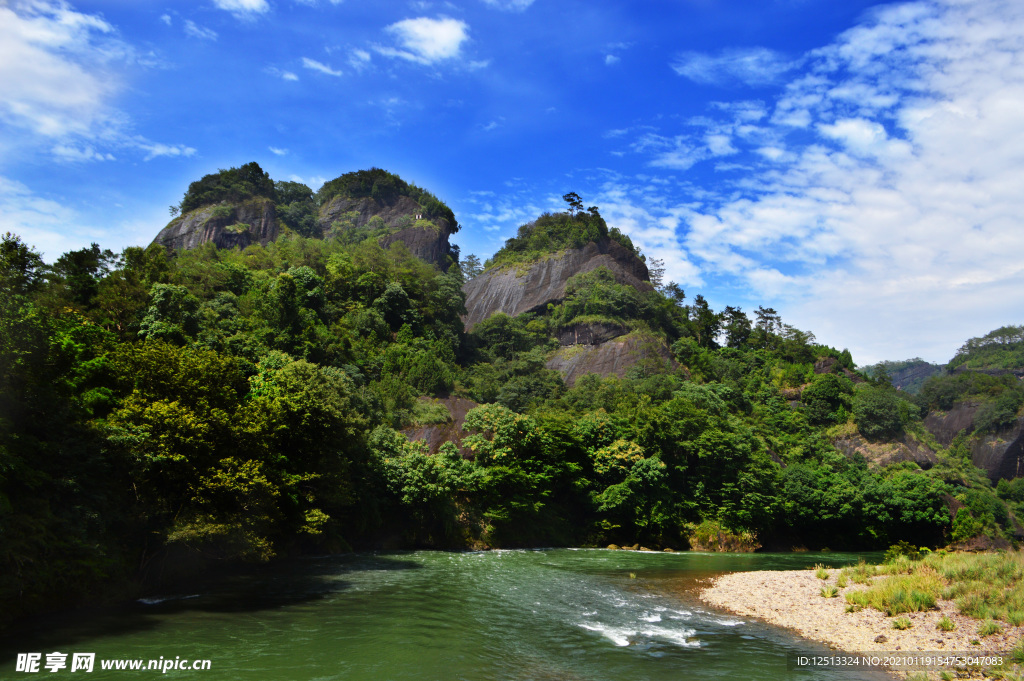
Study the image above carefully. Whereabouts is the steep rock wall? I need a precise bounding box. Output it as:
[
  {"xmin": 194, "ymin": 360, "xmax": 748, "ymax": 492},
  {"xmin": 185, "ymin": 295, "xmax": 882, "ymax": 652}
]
[
  {"xmin": 152, "ymin": 198, "xmax": 278, "ymax": 250},
  {"xmin": 319, "ymin": 195, "xmax": 454, "ymax": 270},
  {"xmin": 462, "ymin": 239, "xmax": 652, "ymax": 330},
  {"xmin": 402, "ymin": 396, "xmax": 480, "ymax": 456},
  {"xmin": 923, "ymin": 402, "xmax": 1024, "ymax": 481},
  {"xmin": 832, "ymin": 432, "xmax": 938, "ymax": 469},
  {"xmin": 546, "ymin": 333, "xmax": 675, "ymax": 387}
]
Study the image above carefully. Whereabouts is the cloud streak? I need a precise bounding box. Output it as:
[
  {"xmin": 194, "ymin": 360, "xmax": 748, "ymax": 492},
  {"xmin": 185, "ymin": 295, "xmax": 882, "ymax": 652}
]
[
  {"xmin": 302, "ymin": 57, "xmax": 342, "ymax": 76},
  {"xmin": 672, "ymin": 47, "xmax": 795, "ymax": 87}
]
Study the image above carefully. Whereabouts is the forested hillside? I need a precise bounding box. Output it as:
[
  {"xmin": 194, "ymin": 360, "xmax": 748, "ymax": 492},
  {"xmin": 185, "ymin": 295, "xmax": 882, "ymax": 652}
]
[{"xmin": 0, "ymin": 171, "xmax": 1018, "ymax": 632}]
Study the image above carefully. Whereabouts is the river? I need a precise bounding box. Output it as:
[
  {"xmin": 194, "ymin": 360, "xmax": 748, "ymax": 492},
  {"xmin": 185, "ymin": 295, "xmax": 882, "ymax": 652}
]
[{"xmin": 2, "ymin": 549, "xmax": 892, "ymax": 680}]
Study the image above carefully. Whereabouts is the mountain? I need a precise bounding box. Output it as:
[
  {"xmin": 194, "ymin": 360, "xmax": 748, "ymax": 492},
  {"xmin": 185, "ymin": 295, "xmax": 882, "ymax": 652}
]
[
  {"xmin": 861, "ymin": 358, "xmax": 943, "ymax": 394},
  {"xmin": 462, "ymin": 208, "xmax": 678, "ymax": 386},
  {"xmin": 152, "ymin": 164, "xmax": 458, "ymax": 270}
]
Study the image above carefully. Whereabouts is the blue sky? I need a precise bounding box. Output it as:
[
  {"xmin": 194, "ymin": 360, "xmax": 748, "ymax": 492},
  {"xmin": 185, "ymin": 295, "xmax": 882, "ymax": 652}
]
[{"xmin": 3, "ymin": 0, "xmax": 1024, "ymax": 365}]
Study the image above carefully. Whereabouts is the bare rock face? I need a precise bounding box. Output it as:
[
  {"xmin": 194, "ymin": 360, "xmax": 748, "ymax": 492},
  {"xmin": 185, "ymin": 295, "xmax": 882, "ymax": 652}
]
[
  {"xmin": 462, "ymin": 239, "xmax": 652, "ymax": 330},
  {"xmin": 152, "ymin": 198, "xmax": 278, "ymax": 250},
  {"xmin": 402, "ymin": 396, "xmax": 480, "ymax": 456},
  {"xmin": 924, "ymin": 402, "xmax": 1024, "ymax": 481},
  {"xmin": 812, "ymin": 357, "xmax": 864, "ymax": 383},
  {"xmin": 832, "ymin": 431, "xmax": 938, "ymax": 469},
  {"xmin": 319, "ymin": 194, "xmax": 454, "ymax": 269},
  {"xmin": 546, "ymin": 333, "xmax": 675, "ymax": 387},
  {"xmin": 555, "ymin": 322, "xmax": 627, "ymax": 346}
]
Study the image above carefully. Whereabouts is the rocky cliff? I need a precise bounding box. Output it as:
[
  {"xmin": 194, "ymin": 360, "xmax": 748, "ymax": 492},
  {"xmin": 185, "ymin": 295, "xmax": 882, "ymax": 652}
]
[
  {"xmin": 831, "ymin": 430, "xmax": 939, "ymax": 470},
  {"xmin": 923, "ymin": 402, "xmax": 1024, "ymax": 481},
  {"xmin": 152, "ymin": 197, "xmax": 278, "ymax": 250},
  {"xmin": 546, "ymin": 331, "xmax": 676, "ymax": 386},
  {"xmin": 462, "ymin": 238, "xmax": 651, "ymax": 330},
  {"xmin": 402, "ymin": 396, "xmax": 480, "ymax": 456},
  {"xmin": 320, "ymin": 194, "xmax": 455, "ymax": 270},
  {"xmin": 151, "ymin": 193, "xmax": 455, "ymax": 270}
]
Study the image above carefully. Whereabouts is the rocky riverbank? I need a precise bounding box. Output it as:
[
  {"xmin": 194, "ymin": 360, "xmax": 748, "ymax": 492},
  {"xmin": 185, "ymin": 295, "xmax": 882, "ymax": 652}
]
[{"xmin": 700, "ymin": 568, "xmax": 1021, "ymax": 677}]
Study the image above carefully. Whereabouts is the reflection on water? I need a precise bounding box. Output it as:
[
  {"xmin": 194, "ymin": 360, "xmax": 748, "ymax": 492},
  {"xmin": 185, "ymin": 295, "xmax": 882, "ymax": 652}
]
[{"xmin": 2, "ymin": 549, "xmax": 889, "ymax": 681}]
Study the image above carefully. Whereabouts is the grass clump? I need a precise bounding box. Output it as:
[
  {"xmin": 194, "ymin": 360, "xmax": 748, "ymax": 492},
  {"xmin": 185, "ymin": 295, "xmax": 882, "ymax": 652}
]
[
  {"xmin": 836, "ymin": 573, "xmax": 848, "ymax": 589},
  {"xmin": 936, "ymin": 615, "xmax": 956, "ymax": 631},
  {"xmin": 815, "ymin": 564, "xmax": 830, "ymax": 580},
  {"xmin": 844, "ymin": 570, "xmax": 942, "ymax": 615},
  {"xmin": 847, "ymin": 551, "xmax": 1024, "ymax": 626},
  {"xmin": 979, "ymin": 620, "xmax": 1003, "ymax": 636},
  {"xmin": 841, "ymin": 559, "xmax": 877, "ymax": 585},
  {"xmin": 926, "ymin": 551, "xmax": 1024, "ymax": 623},
  {"xmin": 821, "ymin": 585, "xmax": 839, "ymax": 598},
  {"xmin": 892, "ymin": 616, "xmax": 912, "ymax": 630}
]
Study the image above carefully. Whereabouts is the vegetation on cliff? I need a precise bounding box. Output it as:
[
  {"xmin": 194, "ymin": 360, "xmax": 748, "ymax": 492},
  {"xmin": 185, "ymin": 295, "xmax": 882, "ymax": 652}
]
[
  {"xmin": 170, "ymin": 164, "xmax": 458, "ymax": 242},
  {"xmin": 484, "ymin": 194, "xmax": 637, "ymax": 270}
]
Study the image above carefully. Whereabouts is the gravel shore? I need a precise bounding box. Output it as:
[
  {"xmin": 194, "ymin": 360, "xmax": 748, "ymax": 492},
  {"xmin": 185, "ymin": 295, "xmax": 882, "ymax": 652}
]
[{"xmin": 700, "ymin": 568, "xmax": 1021, "ymax": 676}]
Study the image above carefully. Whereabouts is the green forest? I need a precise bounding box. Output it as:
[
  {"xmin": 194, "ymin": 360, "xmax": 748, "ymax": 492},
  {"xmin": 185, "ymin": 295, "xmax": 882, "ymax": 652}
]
[{"xmin": 1, "ymin": 168, "xmax": 1021, "ymax": 632}]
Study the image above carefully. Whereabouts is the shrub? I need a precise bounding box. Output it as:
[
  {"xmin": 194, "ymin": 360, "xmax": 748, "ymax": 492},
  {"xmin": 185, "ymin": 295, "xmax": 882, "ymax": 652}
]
[
  {"xmin": 884, "ymin": 540, "xmax": 923, "ymax": 563},
  {"xmin": 854, "ymin": 385, "xmax": 905, "ymax": 439}
]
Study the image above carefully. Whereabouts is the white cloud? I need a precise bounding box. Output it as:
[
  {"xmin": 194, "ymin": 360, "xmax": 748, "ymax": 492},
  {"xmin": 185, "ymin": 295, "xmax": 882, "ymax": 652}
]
[
  {"xmin": 605, "ymin": 54, "xmax": 620, "ymax": 66},
  {"xmin": 0, "ymin": 0, "xmax": 120, "ymax": 139},
  {"xmin": 132, "ymin": 140, "xmax": 197, "ymax": 161},
  {"xmin": 631, "ymin": 0, "xmax": 1024, "ymax": 363},
  {"xmin": 0, "ymin": 1, "xmax": 193, "ymax": 163},
  {"xmin": 212, "ymin": 0, "xmax": 270, "ymax": 17},
  {"xmin": 269, "ymin": 146, "xmax": 288, "ymax": 155},
  {"xmin": 160, "ymin": 14, "xmax": 172, "ymax": 26},
  {"xmin": 52, "ymin": 144, "xmax": 115, "ymax": 162},
  {"xmin": 0, "ymin": 175, "xmax": 91, "ymax": 260},
  {"xmin": 672, "ymin": 47, "xmax": 795, "ymax": 87},
  {"xmin": 481, "ymin": 0, "xmax": 534, "ymax": 10},
  {"xmin": 184, "ymin": 20, "xmax": 218, "ymax": 40},
  {"xmin": 267, "ymin": 66, "xmax": 299, "ymax": 81},
  {"xmin": 349, "ymin": 48, "xmax": 371, "ymax": 70},
  {"xmin": 302, "ymin": 57, "xmax": 342, "ymax": 76},
  {"xmin": 288, "ymin": 174, "xmax": 327, "ymax": 190},
  {"xmin": 380, "ymin": 16, "xmax": 469, "ymax": 65}
]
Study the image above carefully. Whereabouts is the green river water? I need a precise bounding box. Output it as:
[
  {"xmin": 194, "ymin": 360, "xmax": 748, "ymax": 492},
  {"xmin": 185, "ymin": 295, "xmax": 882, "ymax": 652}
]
[{"xmin": 3, "ymin": 549, "xmax": 892, "ymax": 680}]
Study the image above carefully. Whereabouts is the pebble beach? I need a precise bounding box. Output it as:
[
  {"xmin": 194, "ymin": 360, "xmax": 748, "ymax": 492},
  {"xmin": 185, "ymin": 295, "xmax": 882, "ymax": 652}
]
[{"xmin": 700, "ymin": 568, "xmax": 1022, "ymax": 676}]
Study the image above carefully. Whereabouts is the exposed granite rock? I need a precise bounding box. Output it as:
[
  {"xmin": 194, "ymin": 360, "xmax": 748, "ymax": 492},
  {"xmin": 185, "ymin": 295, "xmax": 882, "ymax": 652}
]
[
  {"xmin": 555, "ymin": 322, "xmax": 627, "ymax": 346},
  {"xmin": 462, "ymin": 238, "xmax": 652, "ymax": 330},
  {"xmin": 319, "ymin": 194, "xmax": 424, "ymax": 232},
  {"xmin": 319, "ymin": 194, "xmax": 454, "ymax": 269},
  {"xmin": 152, "ymin": 198, "xmax": 278, "ymax": 250},
  {"xmin": 832, "ymin": 431, "xmax": 938, "ymax": 469},
  {"xmin": 151, "ymin": 192, "xmax": 454, "ymax": 270},
  {"xmin": 888, "ymin": 361, "xmax": 944, "ymax": 392},
  {"xmin": 545, "ymin": 333, "xmax": 675, "ymax": 387},
  {"xmin": 402, "ymin": 396, "xmax": 480, "ymax": 457},
  {"xmin": 923, "ymin": 402, "xmax": 1024, "ymax": 481},
  {"xmin": 812, "ymin": 357, "xmax": 864, "ymax": 383},
  {"xmin": 923, "ymin": 402, "xmax": 980, "ymax": 445}
]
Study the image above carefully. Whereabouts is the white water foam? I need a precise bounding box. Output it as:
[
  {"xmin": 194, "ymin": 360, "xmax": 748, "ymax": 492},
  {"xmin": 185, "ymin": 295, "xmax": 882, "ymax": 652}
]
[{"xmin": 577, "ymin": 621, "xmax": 699, "ymax": 648}]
